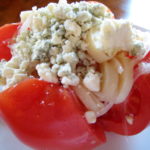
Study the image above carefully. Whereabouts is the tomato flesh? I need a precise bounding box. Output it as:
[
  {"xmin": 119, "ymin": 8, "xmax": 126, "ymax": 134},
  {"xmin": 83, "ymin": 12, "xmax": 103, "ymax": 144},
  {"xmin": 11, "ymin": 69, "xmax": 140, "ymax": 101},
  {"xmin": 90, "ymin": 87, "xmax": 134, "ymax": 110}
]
[
  {"xmin": 0, "ymin": 78, "xmax": 106, "ymax": 150},
  {"xmin": 0, "ymin": 23, "xmax": 19, "ymax": 60}
]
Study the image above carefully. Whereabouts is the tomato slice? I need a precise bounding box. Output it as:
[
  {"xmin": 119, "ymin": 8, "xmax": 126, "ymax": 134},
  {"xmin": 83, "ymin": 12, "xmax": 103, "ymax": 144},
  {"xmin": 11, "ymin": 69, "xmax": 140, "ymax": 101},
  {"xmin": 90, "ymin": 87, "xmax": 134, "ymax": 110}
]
[
  {"xmin": 0, "ymin": 23, "xmax": 19, "ymax": 60},
  {"xmin": 0, "ymin": 78, "xmax": 106, "ymax": 150},
  {"xmin": 98, "ymin": 53, "xmax": 150, "ymax": 135}
]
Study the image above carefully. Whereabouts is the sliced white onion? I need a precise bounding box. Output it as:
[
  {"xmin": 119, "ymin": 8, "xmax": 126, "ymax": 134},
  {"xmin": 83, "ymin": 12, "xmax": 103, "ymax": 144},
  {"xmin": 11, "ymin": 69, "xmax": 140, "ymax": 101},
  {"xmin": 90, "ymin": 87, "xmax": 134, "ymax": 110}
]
[
  {"xmin": 100, "ymin": 60, "xmax": 119, "ymax": 102},
  {"xmin": 74, "ymin": 85, "xmax": 104, "ymax": 112},
  {"xmin": 96, "ymin": 101, "xmax": 114, "ymax": 117},
  {"xmin": 111, "ymin": 58, "xmax": 124, "ymax": 74},
  {"xmin": 74, "ymin": 84, "xmax": 114, "ymax": 117},
  {"xmin": 115, "ymin": 54, "xmax": 134, "ymax": 104},
  {"xmin": 86, "ymin": 26, "xmax": 113, "ymax": 63},
  {"xmin": 74, "ymin": 53, "xmax": 135, "ymax": 119}
]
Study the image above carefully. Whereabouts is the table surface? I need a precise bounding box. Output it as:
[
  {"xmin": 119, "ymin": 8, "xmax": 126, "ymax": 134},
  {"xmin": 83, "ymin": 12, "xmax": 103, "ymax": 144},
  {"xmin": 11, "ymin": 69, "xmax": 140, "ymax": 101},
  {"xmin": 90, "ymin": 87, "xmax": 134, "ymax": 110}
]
[{"xmin": 0, "ymin": 0, "xmax": 150, "ymax": 30}]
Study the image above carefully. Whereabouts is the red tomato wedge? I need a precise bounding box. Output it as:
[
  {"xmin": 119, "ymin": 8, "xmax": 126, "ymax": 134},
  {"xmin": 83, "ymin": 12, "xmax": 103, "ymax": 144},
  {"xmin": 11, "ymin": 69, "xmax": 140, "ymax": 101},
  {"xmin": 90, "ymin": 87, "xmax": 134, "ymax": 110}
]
[
  {"xmin": 0, "ymin": 78, "xmax": 106, "ymax": 150},
  {"xmin": 0, "ymin": 23, "xmax": 19, "ymax": 60},
  {"xmin": 98, "ymin": 53, "xmax": 150, "ymax": 135}
]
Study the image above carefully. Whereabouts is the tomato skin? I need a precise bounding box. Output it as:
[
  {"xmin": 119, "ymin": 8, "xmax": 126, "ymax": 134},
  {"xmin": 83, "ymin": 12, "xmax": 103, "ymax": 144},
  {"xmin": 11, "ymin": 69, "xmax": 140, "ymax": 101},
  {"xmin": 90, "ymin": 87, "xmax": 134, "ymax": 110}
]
[
  {"xmin": 0, "ymin": 23, "xmax": 19, "ymax": 60},
  {"xmin": 0, "ymin": 78, "xmax": 106, "ymax": 150}
]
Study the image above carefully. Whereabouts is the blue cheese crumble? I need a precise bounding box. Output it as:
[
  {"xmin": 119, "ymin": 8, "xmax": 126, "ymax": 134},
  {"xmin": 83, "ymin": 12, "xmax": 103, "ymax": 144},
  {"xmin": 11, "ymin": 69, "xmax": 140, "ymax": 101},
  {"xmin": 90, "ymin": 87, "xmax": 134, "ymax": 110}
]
[
  {"xmin": 0, "ymin": 0, "xmax": 148, "ymax": 89},
  {"xmin": 0, "ymin": 0, "xmax": 114, "ymax": 89}
]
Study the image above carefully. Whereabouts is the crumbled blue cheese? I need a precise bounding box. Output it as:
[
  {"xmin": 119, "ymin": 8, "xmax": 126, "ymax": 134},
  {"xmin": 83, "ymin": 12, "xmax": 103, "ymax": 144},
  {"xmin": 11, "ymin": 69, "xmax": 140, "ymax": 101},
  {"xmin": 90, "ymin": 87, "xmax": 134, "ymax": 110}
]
[
  {"xmin": 57, "ymin": 63, "xmax": 72, "ymax": 77},
  {"xmin": 64, "ymin": 20, "xmax": 81, "ymax": 37},
  {"xmin": 0, "ymin": 57, "xmax": 28, "ymax": 89},
  {"xmin": 51, "ymin": 64, "xmax": 60, "ymax": 73},
  {"xmin": 62, "ymin": 40, "xmax": 73, "ymax": 53},
  {"xmin": 0, "ymin": 0, "xmax": 148, "ymax": 92},
  {"xmin": 10, "ymin": 1, "xmax": 113, "ymax": 88},
  {"xmin": 85, "ymin": 111, "xmax": 96, "ymax": 124},
  {"xmin": 51, "ymin": 32, "xmax": 62, "ymax": 45},
  {"xmin": 61, "ymin": 73, "xmax": 80, "ymax": 86},
  {"xmin": 83, "ymin": 71, "xmax": 101, "ymax": 92},
  {"xmin": 76, "ymin": 11, "xmax": 92, "ymax": 23},
  {"xmin": 36, "ymin": 63, "xmax": 58, "ymax": 83},
  {"xmin": 62, "ymin": 52, "xmax": 78, "ymax": 64}
]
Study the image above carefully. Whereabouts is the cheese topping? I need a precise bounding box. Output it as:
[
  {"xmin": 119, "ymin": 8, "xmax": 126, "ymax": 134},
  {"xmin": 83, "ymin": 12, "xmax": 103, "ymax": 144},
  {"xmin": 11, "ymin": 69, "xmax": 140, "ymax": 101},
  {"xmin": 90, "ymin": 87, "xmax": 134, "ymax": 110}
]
[{"xmin": 86, "ymin": 19, "xmax": 148, "ymax": 63}]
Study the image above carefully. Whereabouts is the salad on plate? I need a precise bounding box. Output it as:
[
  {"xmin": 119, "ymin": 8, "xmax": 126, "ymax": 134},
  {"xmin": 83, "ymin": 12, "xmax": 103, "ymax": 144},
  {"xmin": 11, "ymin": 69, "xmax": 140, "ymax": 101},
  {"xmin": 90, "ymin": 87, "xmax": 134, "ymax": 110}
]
[{"xmin": 0, "ymin": 0, "xmax": 150, "ymax": 150}]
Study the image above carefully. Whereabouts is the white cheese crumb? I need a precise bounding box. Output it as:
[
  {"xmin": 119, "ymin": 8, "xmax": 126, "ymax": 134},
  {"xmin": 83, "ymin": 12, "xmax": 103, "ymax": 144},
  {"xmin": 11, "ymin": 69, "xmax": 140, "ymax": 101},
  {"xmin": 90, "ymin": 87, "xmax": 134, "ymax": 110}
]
[
  {"xmin": 126, "ymin": 115, "xmax": 134, "ymax": 125},
  {"xmin": 54, "ymin": 5, "xmax": 69, "ymax": 19},
  {"xmin": 56, "ymin": 54, "xmax": 63, "ymax": 64},
  {"xmin": 57, "ymin": 63, "xmax": 72, "ymax": 77},
  {"xmin": 61, "ymin": 73, "xmax": 80, "ymax": 86},
  {"xmin": 136, "ymin": 62, "xmax": 150, "ymax": 78},
  {"xmin": 49, "ymin": 47, "xmax": 59, "ymax": 56},
  {"xmin": 59, "ymin": 0, "xmax": 67, "ymax": 5},
  {"xmin": 62, "ymin": 52, "xmax": 79, "ymax": 64},
  {"xmin": 76, "ymin": 11, "xmax": 92, "ymax": 23},
  {"xmin": 89, "ymin": 19, "xmax": 134, "ymax": 56},
  {"xmin": 51, "ymin": 32, "xmax": 62, "ymax": 45},
  {"xmin": 101, "ymin": 19, "xmax": 133, "ymax": 52},
  {"xmin": 62, "ymin": 40, "xmax": 73, "ymax": 53},
  {"xmin": 36, "ymin": 63, "xmax": 58, "ymax": 83},
  {"xmin": 64, "ymin": 20, "xmax": 81, "ymax": 37},
  {"xmin": 85, "ymin": 111, "xmax": 96, "ymax": 124},
  {"xmin": 51, "ymin": 64, "xmax": 60, "ymax": 73},
  {"xmin": 83, "ymin": 72, "xmax": 101, "ymax": 92}
]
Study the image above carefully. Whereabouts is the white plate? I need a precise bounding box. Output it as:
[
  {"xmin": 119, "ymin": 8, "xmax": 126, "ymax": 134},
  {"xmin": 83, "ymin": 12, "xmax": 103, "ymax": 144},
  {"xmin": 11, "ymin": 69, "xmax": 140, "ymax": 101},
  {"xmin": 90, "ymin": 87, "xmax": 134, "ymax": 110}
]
[{"xmin": 0, "ymin": 120, "xmax": 150, "ymax": 150}]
